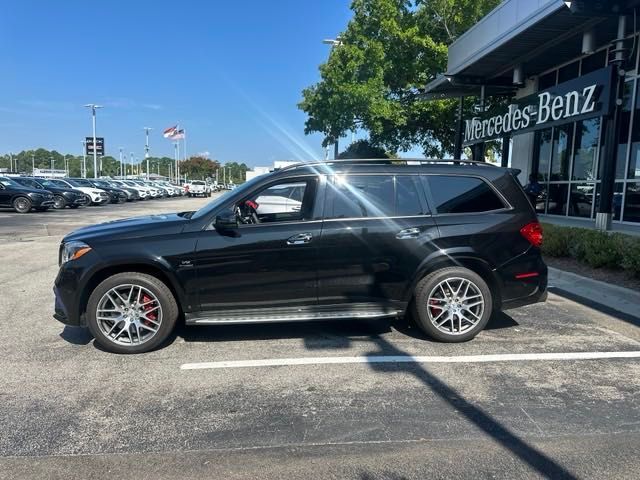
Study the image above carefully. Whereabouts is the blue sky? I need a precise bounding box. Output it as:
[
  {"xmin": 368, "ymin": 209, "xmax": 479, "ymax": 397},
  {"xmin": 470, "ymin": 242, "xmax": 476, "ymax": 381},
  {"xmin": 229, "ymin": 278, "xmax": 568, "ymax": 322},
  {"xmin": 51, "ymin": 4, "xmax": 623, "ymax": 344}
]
[{"xmin": 0, "ymin": 1, "xmax": 364, "ymax": 167}]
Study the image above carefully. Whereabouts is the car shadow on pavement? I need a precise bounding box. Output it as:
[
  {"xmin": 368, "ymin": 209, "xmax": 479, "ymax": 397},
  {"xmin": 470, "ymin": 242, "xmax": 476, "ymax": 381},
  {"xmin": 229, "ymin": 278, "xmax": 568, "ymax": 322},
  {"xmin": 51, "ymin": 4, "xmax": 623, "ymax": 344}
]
[
  {"xmin": 175, "ymin": 317, "xmax": 394, "ymax": 349},
  {"xmin": 59, "ymin": 325, "xmax": 93, "ymax": 345},
  {"xmin": 358, "ymin": 334, "xmax": 578, "ymax": 480}
]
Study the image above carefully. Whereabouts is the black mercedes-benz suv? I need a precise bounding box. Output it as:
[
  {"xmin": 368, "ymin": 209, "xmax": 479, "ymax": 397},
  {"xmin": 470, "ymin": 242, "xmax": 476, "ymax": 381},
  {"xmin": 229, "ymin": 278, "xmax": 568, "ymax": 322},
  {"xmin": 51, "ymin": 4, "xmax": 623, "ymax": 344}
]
[
  {"xmin": 54, "ymin": 160, "xmax": 547, "ymax": 354},
  {"xmin": 14, "ymin": 177, "xmax": 89, "ymax": 209},
  {"xmin": 0, "ymin": 176, "xmax": 56, "ymax": 213}
]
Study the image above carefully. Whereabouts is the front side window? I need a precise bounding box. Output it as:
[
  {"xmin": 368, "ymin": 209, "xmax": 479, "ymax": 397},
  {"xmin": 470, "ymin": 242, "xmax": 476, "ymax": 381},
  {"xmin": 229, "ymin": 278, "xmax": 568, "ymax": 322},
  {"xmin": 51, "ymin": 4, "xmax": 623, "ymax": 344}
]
[
  {"xmin": 423, "ymin": 175, "xmax": 505, "ymax": 214},
  {"xmin": 236, "ymin": 177, "xmax": 317, "ymax": 225}
]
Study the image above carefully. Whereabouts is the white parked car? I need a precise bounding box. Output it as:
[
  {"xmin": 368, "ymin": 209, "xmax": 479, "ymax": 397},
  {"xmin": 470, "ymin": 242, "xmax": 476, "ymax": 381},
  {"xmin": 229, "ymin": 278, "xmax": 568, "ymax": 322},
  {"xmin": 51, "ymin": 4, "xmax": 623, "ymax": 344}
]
[
  {"xmin": 117, "ymin": 180, "xmax": 150, "ymax": 199},
  {"xmin": 186, "ymin": 180, "xmax": 211, "ymax": 197},
  {"xmin": 254, "ymin": 182, "xmax": 304, "ymax": 214},
  {"xmin": 50, "ymin": 178, "xmax": 110, "ymax": 205}
]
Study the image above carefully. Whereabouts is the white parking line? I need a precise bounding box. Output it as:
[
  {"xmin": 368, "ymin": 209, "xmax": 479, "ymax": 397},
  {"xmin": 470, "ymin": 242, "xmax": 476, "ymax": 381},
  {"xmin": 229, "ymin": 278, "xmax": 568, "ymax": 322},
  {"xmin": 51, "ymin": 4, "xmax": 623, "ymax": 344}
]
[{"xmin": 180, "ymin": 351, "xmax": 640, "ymax": 370}]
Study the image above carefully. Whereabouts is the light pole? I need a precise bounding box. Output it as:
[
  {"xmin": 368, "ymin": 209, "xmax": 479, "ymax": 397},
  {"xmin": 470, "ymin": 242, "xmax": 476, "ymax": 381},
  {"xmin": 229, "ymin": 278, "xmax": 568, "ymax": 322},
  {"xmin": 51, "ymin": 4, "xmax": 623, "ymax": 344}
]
[
  {"xmin": 144, "ymin": 127, "xmax": 152, "ymax": 180},
  {"xmin": 81, "ymin": 140, "xmax": 87, "ymax": 178},
  {"xmin": 119, "ymin": 148, "xmax": 124, "ymax": 178},
  {"xmin": 130, "ymin": 152, "xmax": 134, "ymax": 177},
  {"xmin": 31, "ymin": 154, "xmax": 35, "ymax": 175},
  {"xmin": 50, "ymin": 156, "xmax": 54, "ymax": 172},
  {"xmin": 84, "ymin": 104, "xmax": 103, "ymax": 178},
  {"xmin": 322, "ymin": 36, "xmax": 343, "ymax": 158}
]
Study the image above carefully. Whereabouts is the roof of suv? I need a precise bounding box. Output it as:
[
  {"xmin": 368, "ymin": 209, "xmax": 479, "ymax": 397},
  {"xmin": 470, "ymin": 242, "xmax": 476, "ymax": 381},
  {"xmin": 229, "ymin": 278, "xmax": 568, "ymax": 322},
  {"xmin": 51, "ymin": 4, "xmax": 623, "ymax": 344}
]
[{"xmin": 272, "ymin": 159, "xmax": 514, "ymax": 182}]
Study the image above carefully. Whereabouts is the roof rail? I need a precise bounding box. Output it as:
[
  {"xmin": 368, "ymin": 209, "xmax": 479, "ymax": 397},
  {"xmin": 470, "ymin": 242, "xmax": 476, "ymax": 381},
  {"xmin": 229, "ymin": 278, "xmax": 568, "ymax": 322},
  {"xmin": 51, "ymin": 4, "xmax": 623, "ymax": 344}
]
[{"xmin": 280, "ymin": 158, "xmax": 498, "ymax": 171}]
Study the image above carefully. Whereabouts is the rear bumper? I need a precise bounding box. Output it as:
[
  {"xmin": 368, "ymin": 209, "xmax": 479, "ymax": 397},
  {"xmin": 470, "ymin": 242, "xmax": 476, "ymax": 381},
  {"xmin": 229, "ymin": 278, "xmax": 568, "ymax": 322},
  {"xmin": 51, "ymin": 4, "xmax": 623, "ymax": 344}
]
[{"xmin": 496, "ymin": 248, "xmax": 548, "ymax": 311}]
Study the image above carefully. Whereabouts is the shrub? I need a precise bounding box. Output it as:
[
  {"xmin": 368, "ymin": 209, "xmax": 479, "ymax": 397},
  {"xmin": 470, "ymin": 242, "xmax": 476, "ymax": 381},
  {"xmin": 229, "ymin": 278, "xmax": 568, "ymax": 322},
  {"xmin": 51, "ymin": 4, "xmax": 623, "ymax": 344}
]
[
  {"xmin": 621, "ymin": 239, "xmax": 640, "ymax": 278},
  {"xmin": 541, "ymin": 222, "xmax": 640, "ymax": 277},
  {"xmin": 541, "ymin": 224, "xmax": 572, "ymax": 257}
]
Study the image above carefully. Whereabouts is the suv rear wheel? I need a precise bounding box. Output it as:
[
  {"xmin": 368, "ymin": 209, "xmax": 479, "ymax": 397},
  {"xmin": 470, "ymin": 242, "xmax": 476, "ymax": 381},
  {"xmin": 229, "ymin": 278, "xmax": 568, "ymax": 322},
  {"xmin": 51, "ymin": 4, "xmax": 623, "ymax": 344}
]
[
  {"xmin": 414, "ymin": 267, "xmax": 492, "ymax": 342},
  {"xmin": 86, "ymin": 272, "xmax": 178, "ymax": 354}
]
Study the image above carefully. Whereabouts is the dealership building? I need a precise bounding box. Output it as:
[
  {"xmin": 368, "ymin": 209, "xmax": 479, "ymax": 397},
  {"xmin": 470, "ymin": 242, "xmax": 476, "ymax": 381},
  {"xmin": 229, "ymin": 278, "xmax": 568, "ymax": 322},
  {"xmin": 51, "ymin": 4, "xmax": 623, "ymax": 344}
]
[{"xmin": 424, "ymin": 0, "xmax": 640, "ymax": 232}]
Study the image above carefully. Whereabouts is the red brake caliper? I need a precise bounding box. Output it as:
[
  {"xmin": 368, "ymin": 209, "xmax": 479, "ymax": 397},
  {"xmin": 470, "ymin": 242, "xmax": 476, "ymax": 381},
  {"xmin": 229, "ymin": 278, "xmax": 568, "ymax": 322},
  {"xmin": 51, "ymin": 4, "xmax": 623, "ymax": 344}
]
[
  {"xmin": 429, "ymin": 299, "xmax": 440, "ymax": 317},
  {"xmin": 141, "ymin": 294, "xmax": 157, "ymax": 327}
]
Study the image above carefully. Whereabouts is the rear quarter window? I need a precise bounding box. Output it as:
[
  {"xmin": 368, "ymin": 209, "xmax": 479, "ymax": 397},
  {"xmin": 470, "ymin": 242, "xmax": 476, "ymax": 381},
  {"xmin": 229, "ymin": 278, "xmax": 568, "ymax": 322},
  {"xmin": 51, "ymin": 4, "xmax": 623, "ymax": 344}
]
[{"xmin": 423, "ymin": 175, "xmax": 506, "ymax": 214}]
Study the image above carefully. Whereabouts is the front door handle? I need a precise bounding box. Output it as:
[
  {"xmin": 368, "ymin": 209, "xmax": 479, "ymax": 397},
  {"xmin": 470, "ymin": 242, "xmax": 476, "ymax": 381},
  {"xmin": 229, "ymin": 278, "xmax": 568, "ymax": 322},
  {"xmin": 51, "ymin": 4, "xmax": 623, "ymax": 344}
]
[
  {"xmin": 287, "ymin": 232, "xmax": 313, "ymax": 245},
  {"xmin": 396, "ymin": 227, "xmax": 420, "ymax": 239}
]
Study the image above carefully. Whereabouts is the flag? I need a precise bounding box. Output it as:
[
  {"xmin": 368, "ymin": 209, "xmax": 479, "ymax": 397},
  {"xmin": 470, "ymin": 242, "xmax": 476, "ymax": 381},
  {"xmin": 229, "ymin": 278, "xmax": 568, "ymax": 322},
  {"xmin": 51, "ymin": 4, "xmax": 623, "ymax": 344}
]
[
  {"xmin": 169, "ymin": 129, "xmax": 185, "ymax": 140},
  {"xmin": 163, "ymin": 125, "xmax": 178, "ymax": 138}
]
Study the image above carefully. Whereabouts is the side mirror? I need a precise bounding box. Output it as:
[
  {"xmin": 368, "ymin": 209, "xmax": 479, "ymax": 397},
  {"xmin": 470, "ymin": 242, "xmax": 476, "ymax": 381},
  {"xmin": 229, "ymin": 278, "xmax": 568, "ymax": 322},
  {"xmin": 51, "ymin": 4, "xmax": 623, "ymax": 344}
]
[{"xmin": 215, "ymin": 209, "xmax": 238, "ymax": 232}]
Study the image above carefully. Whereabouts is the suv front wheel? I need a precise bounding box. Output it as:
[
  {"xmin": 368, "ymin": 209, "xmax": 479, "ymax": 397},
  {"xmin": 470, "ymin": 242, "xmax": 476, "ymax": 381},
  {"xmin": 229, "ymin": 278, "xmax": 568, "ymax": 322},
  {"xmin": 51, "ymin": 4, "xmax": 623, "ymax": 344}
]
[
  {"xmin": 414, "ymin": 267, "xmax": 492, "ymax": 342},
  {"xmin": 86, "ymin": 272, "xmax": 178, "ymax": 354}
]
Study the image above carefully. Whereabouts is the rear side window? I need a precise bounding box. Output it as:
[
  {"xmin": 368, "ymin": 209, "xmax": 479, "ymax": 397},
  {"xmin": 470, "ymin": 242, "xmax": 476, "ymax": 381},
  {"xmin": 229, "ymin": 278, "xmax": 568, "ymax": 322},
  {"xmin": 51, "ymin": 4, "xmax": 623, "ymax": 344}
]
[
  {"xmin": 423, "ymin": 175, "xmax": 505, "ymax": 214},
  {"xmin": 395, "ymin": 176, "xmax": 424, "ymax": 216},
  {"xmin": 326, "ymin": 175, "xmax": 425, "ymax": 219}
]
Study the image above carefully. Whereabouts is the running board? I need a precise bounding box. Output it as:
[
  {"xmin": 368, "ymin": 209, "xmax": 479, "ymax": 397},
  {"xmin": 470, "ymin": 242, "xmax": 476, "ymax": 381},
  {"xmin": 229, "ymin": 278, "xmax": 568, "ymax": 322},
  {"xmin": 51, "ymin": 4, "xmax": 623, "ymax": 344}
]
[{"xmin": 185, "ymin": 304, "xmax": 401, "ymax": 326}]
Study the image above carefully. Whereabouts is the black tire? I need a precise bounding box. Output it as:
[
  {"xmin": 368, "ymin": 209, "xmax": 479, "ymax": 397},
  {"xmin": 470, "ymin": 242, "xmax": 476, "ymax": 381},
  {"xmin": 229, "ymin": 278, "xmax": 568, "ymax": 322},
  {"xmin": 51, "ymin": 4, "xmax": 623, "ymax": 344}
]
[
  {"xmin": 69, "ymin": 204, "xmax": 80, "ymax": 209},
  {"xmin": 35, "ymin": 206, "xmax": 49, "ymax": 212},
  {"xmin": 53, "ymin": 195, "xmax": 66, "ymax": 209},
  {"xmin": 413, "ymin": 267, "xmax": 492, "ymax": 343},
  {"xmin": 13, "ymin": 196, "xmax": 32, "ymax": 213},
  {"xmin": 86, "ymin": 272, "xmax": 179, "ymax": 354}
]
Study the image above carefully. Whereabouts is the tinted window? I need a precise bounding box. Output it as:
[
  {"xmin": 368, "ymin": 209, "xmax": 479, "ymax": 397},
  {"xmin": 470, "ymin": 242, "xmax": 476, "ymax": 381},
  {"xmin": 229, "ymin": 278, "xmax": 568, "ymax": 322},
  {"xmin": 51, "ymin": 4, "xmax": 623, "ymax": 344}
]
[
  {"xmin": 327, "ymin": 175, "xmax": 395, "ymax": 219},
  {"xmin": 395, "ymin": 176, "xmax": 424, "ymax": 216},
  {"xmin": 424, "ymin": 175, "xmax": 505, "ymax": 214}
]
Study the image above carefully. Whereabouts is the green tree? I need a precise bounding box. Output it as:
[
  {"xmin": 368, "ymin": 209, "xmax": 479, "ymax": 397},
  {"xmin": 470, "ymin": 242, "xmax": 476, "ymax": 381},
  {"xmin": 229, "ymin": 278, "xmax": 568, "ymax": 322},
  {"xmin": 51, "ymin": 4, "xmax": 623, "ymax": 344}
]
[
  {"xmin": 222, "ymin": 162, "xmax": 249, "ymax": 184},
  {"xmin": 337, "ymin": 139, "xmax": 392, "ymax": 159},
  {"xmin": 179, "ymin": 156, "xmax": 221, "ymax": 180},
  {"xmin": 299, "ymin": 0, "xmax": 501, "ymax": 157}
]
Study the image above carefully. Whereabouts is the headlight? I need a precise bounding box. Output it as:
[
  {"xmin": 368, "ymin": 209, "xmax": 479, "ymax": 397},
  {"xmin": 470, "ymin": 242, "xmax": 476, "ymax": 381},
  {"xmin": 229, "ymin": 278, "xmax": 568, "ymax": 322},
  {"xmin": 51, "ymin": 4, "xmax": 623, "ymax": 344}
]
[{"xmin": 59, "ymin": 241, "xmax": 92, "ymax": 266}]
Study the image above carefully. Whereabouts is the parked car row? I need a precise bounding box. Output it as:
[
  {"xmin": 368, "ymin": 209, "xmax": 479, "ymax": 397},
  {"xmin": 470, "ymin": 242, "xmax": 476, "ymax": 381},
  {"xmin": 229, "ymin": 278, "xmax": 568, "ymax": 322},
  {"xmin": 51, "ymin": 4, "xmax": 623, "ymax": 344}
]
[{"xmin": 0, "ymin": 176, "xmax": 188, "ymax": 213}]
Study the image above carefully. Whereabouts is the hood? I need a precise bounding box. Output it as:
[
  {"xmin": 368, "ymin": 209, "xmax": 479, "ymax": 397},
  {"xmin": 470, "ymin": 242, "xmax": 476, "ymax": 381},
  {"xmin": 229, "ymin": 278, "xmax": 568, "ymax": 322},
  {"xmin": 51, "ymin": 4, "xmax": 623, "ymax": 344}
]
[{"xmin": 64, "ymin": 212, "xmax": 192, "ymax": 243}]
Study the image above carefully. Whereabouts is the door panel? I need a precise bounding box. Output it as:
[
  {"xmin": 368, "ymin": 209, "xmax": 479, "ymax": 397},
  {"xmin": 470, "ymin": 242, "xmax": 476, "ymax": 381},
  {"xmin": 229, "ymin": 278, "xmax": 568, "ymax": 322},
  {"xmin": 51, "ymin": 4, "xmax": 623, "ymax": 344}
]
[
  {"xmin": 316, "ymin": 174, "xmax": 438, "ymax": 306},
  {"xmin": 195, "ymin": 222, "xmax": 321, "ymax": 311},
  {"xmin": 316, "ymin": 217, "xmax": 438, "ymax": 305}
]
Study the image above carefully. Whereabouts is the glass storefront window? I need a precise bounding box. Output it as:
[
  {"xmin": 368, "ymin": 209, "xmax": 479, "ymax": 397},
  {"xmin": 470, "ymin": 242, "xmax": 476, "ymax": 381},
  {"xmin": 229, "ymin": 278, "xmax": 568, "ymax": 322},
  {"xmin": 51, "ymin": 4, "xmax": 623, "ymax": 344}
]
[
  {"xmin": 627, "ymin": 80, "xmax": 640, "ymax": 180},
  {"xmin": 538, "ymin": 71, "xmax": 556, "ymax": 91},
  {"xmin": 535, "ymin": 129, "xmax": 552, "ymax": 181},
  {"xmin": 558, "ymin": 61, "xmax": 580, "ymax": 83},
  {"xmin": 550, "ymin": 124, "xmax": 573, "ymax": 181},
  {"xmin": 569, "ymin": 183, "xmax": 595, "ymax": 218},
  {"xmin": 594, "ymin": 183, "xmax": 623, "ymax": 220},
  {"xmin": 581, "ymin": 51, "xmax": 607, "ymax": 75},
  {"xmin": 616, "ymin": 81, "xmax": 633, "ymax": 179},
  {"xmin": 624, "ymin": 183, "xmax": 640, "ymax": 223},
  {"xmin": 572, "ymin": 118, "xmax": 600, "ymax": 181},
  {"xmin": 547, "ymin": 183, "xmax": 568, "ymax": 215}
]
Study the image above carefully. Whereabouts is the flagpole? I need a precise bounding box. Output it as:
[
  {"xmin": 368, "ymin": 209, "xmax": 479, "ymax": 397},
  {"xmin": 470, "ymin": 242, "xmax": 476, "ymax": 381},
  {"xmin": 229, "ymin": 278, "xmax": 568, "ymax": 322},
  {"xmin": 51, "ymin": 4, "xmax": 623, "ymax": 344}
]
[{"xmin": 174, "ymin": 141, "xmax": 179, "ymax": 184}]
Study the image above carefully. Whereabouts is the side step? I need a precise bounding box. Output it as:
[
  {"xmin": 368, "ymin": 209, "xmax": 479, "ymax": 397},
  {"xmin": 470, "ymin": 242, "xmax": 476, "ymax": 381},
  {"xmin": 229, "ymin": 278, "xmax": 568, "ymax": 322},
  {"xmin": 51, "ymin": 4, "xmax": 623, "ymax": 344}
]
[{"xmin": 185, "ymin": 304, "xmax": 401, "ymax": 325}]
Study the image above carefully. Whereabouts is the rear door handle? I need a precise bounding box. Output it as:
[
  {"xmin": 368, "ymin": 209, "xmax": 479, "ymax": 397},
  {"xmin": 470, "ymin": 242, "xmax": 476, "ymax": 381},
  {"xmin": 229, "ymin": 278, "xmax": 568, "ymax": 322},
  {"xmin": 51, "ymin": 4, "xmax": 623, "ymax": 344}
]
[
  {"xmin": 287, "ymin": 233, "xmax": 313, "ymax": 245},
  {"xmin": 396, "ymin": 227, "xmax": 420, "ymax": 239}
]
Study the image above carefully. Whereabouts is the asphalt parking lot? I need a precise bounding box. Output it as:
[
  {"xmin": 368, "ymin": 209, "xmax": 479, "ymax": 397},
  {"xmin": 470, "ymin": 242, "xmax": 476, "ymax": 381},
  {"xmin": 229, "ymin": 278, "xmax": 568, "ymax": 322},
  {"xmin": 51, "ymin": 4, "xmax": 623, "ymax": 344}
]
[{"xmin": 1, "ymin": 197, "xmax": 639, "ymax": 479}]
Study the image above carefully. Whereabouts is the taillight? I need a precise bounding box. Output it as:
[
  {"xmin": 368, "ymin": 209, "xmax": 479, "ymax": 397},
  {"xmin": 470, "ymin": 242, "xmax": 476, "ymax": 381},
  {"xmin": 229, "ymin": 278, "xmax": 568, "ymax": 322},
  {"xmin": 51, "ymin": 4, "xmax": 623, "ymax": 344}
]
[{"xmin": 520, "ymin": 222, "xmax": 543, "ymax": 248}]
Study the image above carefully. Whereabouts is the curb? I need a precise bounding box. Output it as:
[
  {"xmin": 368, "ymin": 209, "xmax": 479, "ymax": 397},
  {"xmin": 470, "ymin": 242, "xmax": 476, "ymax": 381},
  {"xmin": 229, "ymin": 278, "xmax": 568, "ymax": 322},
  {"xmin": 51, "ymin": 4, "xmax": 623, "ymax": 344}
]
[{"xmin": 547, "ymin": 267, "xmax": 640, "ymax": 324}]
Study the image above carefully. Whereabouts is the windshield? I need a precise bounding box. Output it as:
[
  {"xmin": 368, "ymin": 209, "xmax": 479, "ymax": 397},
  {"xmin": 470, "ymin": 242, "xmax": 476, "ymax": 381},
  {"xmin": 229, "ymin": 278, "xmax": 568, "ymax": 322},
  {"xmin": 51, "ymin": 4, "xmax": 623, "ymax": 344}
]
[
  {"xmin": 68, "ymin": 179, "xmax": 93, "ymax": 187},
  {"xmin": 0, "ymin": 177, "xmax": 21, "ymax": 187},
  {"xmin": 39, "ymin": 180, "xmax": 59, "ymax": 189},
  {"xmin": 191, "ymin": 175, "xmax": 263, "ymax": 220}
]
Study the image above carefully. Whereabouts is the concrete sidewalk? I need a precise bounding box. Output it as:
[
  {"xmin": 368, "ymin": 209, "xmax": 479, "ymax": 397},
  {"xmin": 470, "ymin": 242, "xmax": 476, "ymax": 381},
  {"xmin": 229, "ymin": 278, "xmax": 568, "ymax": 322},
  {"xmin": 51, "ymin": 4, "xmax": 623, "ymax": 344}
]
[{"xmin": 548, "ymin": 267, "xmax": 640, "ymax": 324}]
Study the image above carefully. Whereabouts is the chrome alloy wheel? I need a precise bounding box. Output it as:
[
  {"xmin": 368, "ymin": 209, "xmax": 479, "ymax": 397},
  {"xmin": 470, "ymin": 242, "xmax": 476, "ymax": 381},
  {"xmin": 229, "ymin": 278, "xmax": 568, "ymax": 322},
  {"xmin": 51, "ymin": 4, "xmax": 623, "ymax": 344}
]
[
  {"xmin": 95, "ymin": 284, "xmax": 163, "ymax": 346},
  {"xmin": 426, "ymin": 277, "xmax": 485, "ymax": 335}
]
